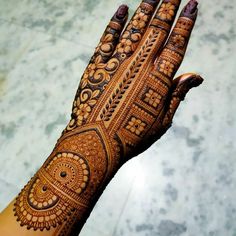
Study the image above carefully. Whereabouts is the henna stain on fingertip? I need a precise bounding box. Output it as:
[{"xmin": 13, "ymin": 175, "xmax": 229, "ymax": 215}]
[
  {"xmin": 144, "ymin": 0, "xmax": 160, "ymax": 7},
  {"xmin": 181, "ymin": 0, "xmax": 198, "ymax": 19},
  {"xmin": 116, "ymin": 5, "xmax": 129, "ymax": 19},
  {"xmin": 186, "ymin": 0, "xmax": 198, "ymax": 13}
]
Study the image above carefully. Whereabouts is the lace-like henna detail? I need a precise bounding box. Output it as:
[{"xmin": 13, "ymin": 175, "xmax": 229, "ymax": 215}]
[
  {"xmin": 12, "ymin": 1, "xmax": 200, "ymax": 234},
  {"xmin": 13, "ymin": 128, "xmax": 115, "ymax": 231}
]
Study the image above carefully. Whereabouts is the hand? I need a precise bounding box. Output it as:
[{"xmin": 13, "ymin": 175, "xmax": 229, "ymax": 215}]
[
  {"xmin": 65, "ymin": 0, "xmax": 203, "ymax": 157},
  {"xmin": 12, "ymin": 0, "xmax": 203, "ymax": 234}
]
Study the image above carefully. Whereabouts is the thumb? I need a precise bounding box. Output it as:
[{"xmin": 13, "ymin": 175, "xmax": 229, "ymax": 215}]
[{"xmin": 162, "ymin": 73, "xmax": 204, "ymax": 127}]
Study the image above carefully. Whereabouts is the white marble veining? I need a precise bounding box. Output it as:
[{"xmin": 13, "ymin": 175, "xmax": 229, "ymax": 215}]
[{"xmin": 0, "ymin": 0, "xmax": 236, "ymax": 235}]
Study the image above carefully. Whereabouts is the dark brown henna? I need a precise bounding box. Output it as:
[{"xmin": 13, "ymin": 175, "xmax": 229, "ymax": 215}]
[
  {"xmin": 12, "ymin": 1, "xmax": 202, "ymax": 235},
  {"xmin": 183, "ymin": 0, "xmax": 198, "ymax": 17},
  {"xmin": 162, "ymin": 73, "xmax": 203, "ymax": 127},
  {"xmin": 116, "ymin": 5, "xmax": 129, "ymax": 19}
]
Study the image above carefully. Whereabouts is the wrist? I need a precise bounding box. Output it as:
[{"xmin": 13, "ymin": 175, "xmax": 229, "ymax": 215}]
[{"xmin": 13, "ymin": 123, "xmax": 122, "ymax": 234}]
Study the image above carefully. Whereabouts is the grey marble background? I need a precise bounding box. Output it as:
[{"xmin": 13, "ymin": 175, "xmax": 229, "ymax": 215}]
[{"xmin": 0, "ymin": 0, "xmax": 236, "ymax": 235}]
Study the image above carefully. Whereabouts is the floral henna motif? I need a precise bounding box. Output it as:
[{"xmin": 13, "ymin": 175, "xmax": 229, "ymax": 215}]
[
  {"xmin": 117, "ymin": 38, "xmax": 133, "ymax": 54},
  {"xmin": 158, "ymin": 2, "xmax": 175, "ymax": 21},
  {"xmin": 132, "ymin": 8, "xmax": 149, "ymax": 29},
  {"xmin": 113, "ymin": 2, "xmax": 156, "ymax": 58},
  {"xmin": 144, "ymin": 89, "xmax": 162, "ymax": 108},
  {"xmin": 74, "ymin": 104, "xmax": 92, "ymax": 126},
  {"xmin": 65, "ymin": 1, "xmax": 158, "ymax": 132},
  {"xmin": 12, "ymin": 1, "xmax": 201, "ymax": 235},
  {"xmin": 66, "ymin": 57, "xmax": 119, "ymax": 131},
  {"xmin": 126, "ymin": 117, "xmax": 146, "ymax": 136},
  {"xmin": 93, "ymin": 5, "xmax": 129, "ymax": 63},
  {"xmin": 172, "ymin": 34, "xmax": 186, "ymax": 48},
  {"xmin": 99, "ymin": 29, "xmax": 162, "ymax": 123},
  {"xmin": 159, "ymin": 59, "xmax": 175, "ymax": 77}
]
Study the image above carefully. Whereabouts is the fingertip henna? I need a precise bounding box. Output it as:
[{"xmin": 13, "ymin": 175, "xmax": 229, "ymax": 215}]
[
  {"xmin": 115, "ymin": 4, "xmax": 129, "ymax": 20},
  {"xmin": 160, "ymin": 73, "xmax": 203, "ymax": 130},
  {"xmin": 185, "ymin": 0, "xmax": 198, "ymax": 14},
  {"xmin": 191, "ymin": 74, "xmax": 204, "ymax": 87},
  {"xmin": 181, "ymin": 0, "xmax": 198, "ymax": 19},
  {"xmin": 177, "ymin": 73, "xmax": 204, "ymax": 88},
  {"xmin": 12, "ymin": 1, "xmax": 202, "ymax": 234},
  {"xmin": 173, "ymin": 73, "xmax": 203, "ymax": 101},
  {"xmin": 143, "ymin": 0, "xmax": 160, "ymax": 7},
  {"xmin": 112, "ymin": 0, "xmax": 161, "ymax": 60}
]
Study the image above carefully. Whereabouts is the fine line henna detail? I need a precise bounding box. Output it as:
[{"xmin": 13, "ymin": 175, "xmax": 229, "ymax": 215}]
[{"xmin": 11, "ymin": 0, "xmax": 203, "ymax": 235}]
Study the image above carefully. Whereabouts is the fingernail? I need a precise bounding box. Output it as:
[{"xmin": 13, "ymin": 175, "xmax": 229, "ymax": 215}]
[
  {"xmin": 184, "ymin": 0, "xmax": 198, "ymax": 14},
  {"xmin": 116, "ymin": 5, "xmax": 129, "ymax": 19}
]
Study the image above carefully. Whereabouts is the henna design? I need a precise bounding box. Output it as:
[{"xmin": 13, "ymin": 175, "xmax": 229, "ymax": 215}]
[
  {"xmin": 66, "ymin": 1, "xmax": 160, "ymax": 131},
  {"xmin": 114, "ymin": 6, "xmax": 149, "ymax": 57},
  {"xmin": 12, "ymin": 1, "xmax": 202, "ymax": 235},
  {"xmin": 126, "ymin": 117, "xmax": 147, "ymax": 136},
  {"xmin": 157, "ymin": 2, "xmax": 176, "ymax": 21},
  {"xmin": 14, "ymin": 128, "xmax": 117, "ymax": 232},
  {"xmin": 14, "ymin": 176, "xmax": 74, "ymax": 231},
  {"xmin": 14, "ymin": 152, "xmax": 90, "ymax": 231},
  {"xmin": 162, "ymin": 73, "xmax": 203, "ymax": 127},
  {"xmin": 66, "ymin": 56, "xmax": 120, "ymax": 130},
  {"xmin": 98, "ymin": 29, "xmax": 163, "ymax": 123},
  {"xmin": 93, "ymin": 5, "xmax": 129, "ymax": 63},
  {"xmin": 150, "ymin": 0, "xmax": 180, "ymax": 31},
  {"xmin": 144, "ymin": 89, "xmax": 162, "ymax": 108},
  {"xmin": 154, "ymin": 10, "xmax": 197, "ymax": 79}
]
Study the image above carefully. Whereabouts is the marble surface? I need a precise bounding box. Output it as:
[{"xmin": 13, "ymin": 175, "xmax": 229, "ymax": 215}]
[{"xmin": 0, "ymin": 0, "xmax": 236, "ymax": 235}]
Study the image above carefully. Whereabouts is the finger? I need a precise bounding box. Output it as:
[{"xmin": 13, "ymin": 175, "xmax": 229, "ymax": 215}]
[
  {"xmin": 92, "ymin": 5, "xmax": 129, "ymax": 63},
  {"xmin": 124, "ymin": 73, "xmax": 203, "ymax": 157},
  {"xmin": 113, "ymin": 0, "xmax": 160, "ymax": 59},
  {"xmin": 162, "ymin": 73, "xmax": 203, "ymax": 127},
  {"xmin": 154, "ymin": 0, "xmax": 198, "ymax": 79},
  {"xmin": 148, "ymin": 0, "xmax": 182, "ymax": 54}
]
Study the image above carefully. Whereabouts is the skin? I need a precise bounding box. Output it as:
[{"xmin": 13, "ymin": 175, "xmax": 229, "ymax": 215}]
[{"xmin": 0, "ymin": 0, "xmax": 203, "ymax": 235}]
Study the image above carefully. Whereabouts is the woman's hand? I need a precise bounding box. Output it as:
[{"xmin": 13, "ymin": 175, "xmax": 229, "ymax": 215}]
[
  {"xmin": 65, "ymin": 0, "xmax": 203, "ymax": 157},
  {"xmin": 1, "ymin": 1, "xmax": 203, "ymax": 236}
]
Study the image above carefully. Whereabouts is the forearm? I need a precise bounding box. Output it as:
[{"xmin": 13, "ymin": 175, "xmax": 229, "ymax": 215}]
[
  {"xmin": 0, "ymin": 125, "xmax": 121, "ymax": 236},
  {"xmin": 0, "ymin": 0, "xmax": 202, "ymax": 235}
]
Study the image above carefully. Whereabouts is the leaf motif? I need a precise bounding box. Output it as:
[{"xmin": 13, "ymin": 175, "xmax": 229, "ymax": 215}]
[
  {"xmin": 95, "ymin": 55, "xmax": 102, "ymax": 64},
  {"xmin": 88, "ymin": 99, "xmax": 97, "ymax": 106},
  {"xmin": 76, "ymin": 97, "xmax": 81, "ymax": 107},
  {"xmin": 97, "ymin": 63, "xmax": 106, "ymax": 69},
  {"xmin": 92, "ymin": 90, "xmax": 100, "ymax": 98},
  {"xmin": 81, "ymin": 79, "xmax": 87, "ymax": 89},
  {"xmin": 104, "ymin": 33, "xmax": 114, "ymax": 42},
  {"xmin": 114, "ymin": 88, "xmax": 118, "ymax": 94}
]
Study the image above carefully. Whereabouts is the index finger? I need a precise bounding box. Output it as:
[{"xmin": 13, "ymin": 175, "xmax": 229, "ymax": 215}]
[{"xmin": 154, "ymin": 0, "xmax": 198, "ymax": 79}]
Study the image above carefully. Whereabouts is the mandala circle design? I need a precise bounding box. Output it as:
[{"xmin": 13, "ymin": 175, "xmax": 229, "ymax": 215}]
[
  {"xmin": 46, "ymin": 152, "xmax": 90, "ymax": 194},
  {"xmin": 13, "ymin": 152, "xmax": 90, "ymax": 231}
]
